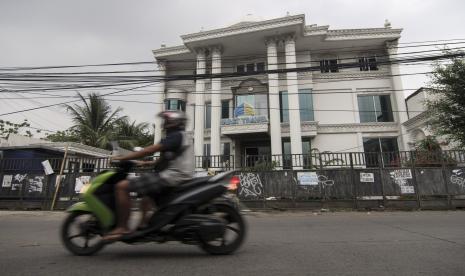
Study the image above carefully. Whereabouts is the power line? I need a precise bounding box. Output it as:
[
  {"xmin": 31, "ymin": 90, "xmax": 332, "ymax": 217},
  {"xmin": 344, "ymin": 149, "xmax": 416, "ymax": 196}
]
[
  {"xmin": 1, "ymin": 45, "xmax": 463, "ymax": 77},
  {"xmin": 1, "ymin": 38, "xmax": 464, "ymax": 72},
  {"xmin": 1, "ymin": 51, "xmax": 458, "ymax": 93},
  {"xmin": 0, "ymin": 82, "xmax": 157, "ymax": 117}
]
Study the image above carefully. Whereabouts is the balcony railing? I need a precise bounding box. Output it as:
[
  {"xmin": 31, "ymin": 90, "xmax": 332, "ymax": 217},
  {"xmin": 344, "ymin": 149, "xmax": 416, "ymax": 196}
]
[{"xmin": 195, "ymin": 150, "xmax": 465, "ymax": 170}]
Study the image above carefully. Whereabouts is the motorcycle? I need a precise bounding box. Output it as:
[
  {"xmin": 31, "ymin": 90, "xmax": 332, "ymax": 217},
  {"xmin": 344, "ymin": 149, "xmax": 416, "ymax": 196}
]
[{"xmin": 60, "ymin": 160, "xmax": 246, "ymax": 256}]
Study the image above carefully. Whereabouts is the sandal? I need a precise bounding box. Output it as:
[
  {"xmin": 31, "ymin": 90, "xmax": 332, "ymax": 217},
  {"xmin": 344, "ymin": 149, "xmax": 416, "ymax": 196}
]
[{"xmin": 102, "ymin": 230, "xmax": 131, "ymax": 242}]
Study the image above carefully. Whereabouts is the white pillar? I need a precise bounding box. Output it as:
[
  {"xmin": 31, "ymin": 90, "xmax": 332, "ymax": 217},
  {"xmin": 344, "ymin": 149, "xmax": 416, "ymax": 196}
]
[
  {"xmin": 284, "ymin": 35, "xmax": 303, "ymax": 167},
  {"xmin": 387, "ymin": 41, "xmax": 409, "ymax": 151},
  {"xmin": 266, "ymin": 38, "xmax": 283, "ymax": 166},
  {"xmin": 153, "ymin": 60, "xmax": 166, "ymax": 146},
  {"xmin": 210, "ymin": 46, "xmax": 222, "ymax": 166},
  {"xmin": 186, "ymin": 93, "xmax": 195, "ymax": 132},
  {"xmin": 194, "ymin": 49, "xmax": 207, "ymax": 161}
]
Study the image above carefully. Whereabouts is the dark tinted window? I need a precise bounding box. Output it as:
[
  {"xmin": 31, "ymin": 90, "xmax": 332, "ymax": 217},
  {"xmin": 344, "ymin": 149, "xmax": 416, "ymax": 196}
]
[
  {"xmin": 358, "ymin": 95, "xmax": 393, "ymax": 122},
  {"xmin": 246, "ymin": 63, "xmax": 255, "ymax": 72},
  {"xmin": 237, "ymin": 65, "xmax": 245, "ymax": 73},
  {"xmin": 221, "ymin": 100, "xmax": 229, "ymax": 119}
]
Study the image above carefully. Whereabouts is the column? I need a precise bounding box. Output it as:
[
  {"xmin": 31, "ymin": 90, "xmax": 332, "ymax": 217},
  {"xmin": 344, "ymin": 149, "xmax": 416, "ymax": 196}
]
[
  {"xmin": 186, "ymin": 93, "xmax": 195, "ymax": 132},
  {"xmin": 284, "ymin": 35, "xmax": 303, "ymax": 167},
  {"xmin": 194, "ymin": 48, "xmax": 207, "ymax": 162},
  {"xmin": 210, "ymin": 46, "xmax": 222, "ymax": 167},
  {"xmin": 387, "ymin": 41, "xmax": 409, "ymax": 151},
  {"xmin": 266, "ymin": 38, "xmax": 283, "ymax": 166},
  {"xmin": 153, "ymin": 60, "xmax": 166, "ymax": 146}
]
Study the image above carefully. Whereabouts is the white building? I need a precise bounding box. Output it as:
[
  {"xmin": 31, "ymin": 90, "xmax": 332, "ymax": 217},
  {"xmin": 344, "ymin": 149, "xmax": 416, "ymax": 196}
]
[
  {"xmin": 404, "ymin": 87, "xmax": 455, "ymax": 150},
  {"xmin": 152, "ymin": 14, "xmax": 409, "ymax": 168}
]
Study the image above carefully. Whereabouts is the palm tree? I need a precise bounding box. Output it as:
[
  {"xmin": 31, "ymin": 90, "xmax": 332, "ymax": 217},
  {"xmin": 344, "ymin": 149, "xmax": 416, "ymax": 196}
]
[
  {"xmin": 115, "ymin": 119, "xmax": 153, "ymax": 149},
  {"xmin": 66, "ymin": 93, "xmax": 126, "ymax": 149}
]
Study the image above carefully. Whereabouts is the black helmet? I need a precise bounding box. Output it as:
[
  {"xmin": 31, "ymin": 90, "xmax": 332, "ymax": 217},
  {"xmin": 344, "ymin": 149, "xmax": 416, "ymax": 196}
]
[{"xmin": 158, "ymin": 110, "xmax": 187, "ymax": 130}]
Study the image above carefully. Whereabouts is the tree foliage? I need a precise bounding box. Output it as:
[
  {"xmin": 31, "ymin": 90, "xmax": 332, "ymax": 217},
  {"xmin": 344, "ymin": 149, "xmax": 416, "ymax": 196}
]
[
  {"xmin": 426, "ymin": 56, "xmax": 465, "ymax": 148},
  {"xmin": 64, "ymin": 93, "xmax": 126, "ymax": 149},
  {"xmin": 46, "ymin": 93, "xmax": 153, "ymax": 150},
  {"xmin": 115, "ymin": 119, "xmax": 153, "ymax": 149},
  {"xmin": 0, "ymin": 119, "xmax": 34, "ymax": 138}
]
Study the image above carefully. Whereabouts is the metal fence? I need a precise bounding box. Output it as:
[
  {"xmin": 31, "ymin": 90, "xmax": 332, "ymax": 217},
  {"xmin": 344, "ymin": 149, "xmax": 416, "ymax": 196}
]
[{"xmin": 1, "ymin": 150, "xmax": 465, "ymax": 210}]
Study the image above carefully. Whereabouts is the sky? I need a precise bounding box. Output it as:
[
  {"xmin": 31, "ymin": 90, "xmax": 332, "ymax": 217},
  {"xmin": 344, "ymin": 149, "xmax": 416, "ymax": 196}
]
[{"xmin": 0, "ymin": 0, "xmax": 464, "ymax": 135}]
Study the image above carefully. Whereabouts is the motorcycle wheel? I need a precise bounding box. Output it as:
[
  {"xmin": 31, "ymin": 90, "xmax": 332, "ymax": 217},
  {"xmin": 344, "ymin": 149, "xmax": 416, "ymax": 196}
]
[
  {"xmin": 199, "ymin": 204, "xmax": 246, "ymax": 255},
  {"xmin": 61, "ymin": 211, "xmax": 105, "ymax": 256}
]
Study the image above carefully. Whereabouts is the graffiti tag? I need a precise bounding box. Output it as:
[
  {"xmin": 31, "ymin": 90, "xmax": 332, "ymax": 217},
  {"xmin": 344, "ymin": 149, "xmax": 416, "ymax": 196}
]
[
  {"xmin": 451, "ymin": 169, "xmax": 465, "ymax": 188},
  {"xmin": 238, "ymin": 173, "xmax": 263, "ymax": 197}
]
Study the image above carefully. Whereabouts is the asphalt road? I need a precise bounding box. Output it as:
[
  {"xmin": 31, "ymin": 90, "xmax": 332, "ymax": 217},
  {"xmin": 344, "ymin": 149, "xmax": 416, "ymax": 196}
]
[{"xmin": 1, "ymin": 210, "xmax": 465, "ymax": 276}]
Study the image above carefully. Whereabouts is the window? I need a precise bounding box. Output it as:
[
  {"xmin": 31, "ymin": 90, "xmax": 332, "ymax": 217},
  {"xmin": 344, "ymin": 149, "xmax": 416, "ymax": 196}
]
[
  {"xmin": 205, "ymin": 103, "xmax": 211, "ymax": 128},
  {"xmin": 363, "ymin": 137, "xmax": 399, "ymax": 167},
  {"xmin": 282, "ymin": 138, "xmax": 312, "ymax": 168},
  {"xmin": 221, "ymin": 142, "xmax": 231, "ymax": 163},
  {"xmin": 236, "ymin": 65, "xmax": 245, "ymax": 73},
  {"xmin": 221, "ymin": 142, "xmax": 230, "ymax": 156},
  {"xmin": 236, "ymin": 62, "xmax": 266, "ymax": 73},
  {"xmin": 358, "ymin": 95, "xmax": 393, "ymax": 123},
  {"xmin": 320, "ymin": 59, "xmax": 338, "ymax": 73},
  {"xmin": 299, "ymin": 89, "xmax": 314, "ymax": 121},
  {"xmin": 279, "ymin": 91, "xmax": 289, "ymax": 123},
  {"xmin": 359, "ymin": 56, "xmax": 378, "ymax": 71},
  {"xmin": 280, "ymin": 90, "xmax": 314, "ymax": 123},
  {"xmin": 165, "ymin": 99, "xmax": 186, "ymax": 111},
  {"xmin": 221, "ymin": 100, "xmax": 229, "ymax": 119},
  {"xmin": 246, "ymin": 63, "xmax": 255, "ymax": 72},
  {"xmin": 235, "ymin": 94, "xmax": 268, "ymax": 117},
  {"xmin": 203, "ymin": 144, "xmax": 210, "ymax": 156}
]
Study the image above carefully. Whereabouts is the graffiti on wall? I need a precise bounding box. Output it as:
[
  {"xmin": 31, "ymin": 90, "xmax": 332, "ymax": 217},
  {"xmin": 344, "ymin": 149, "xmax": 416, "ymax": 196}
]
[
  {"xmin": 451, "ymin": 169, "xmax": 465, "ymax": 188},
  {"xmin": 11, "ymin": 174, "xmax": 27, "ymax": 191},
  {"xmin": 317, "ymin": 175, "xmax": 335, "ymax": 187},
  {"xmin": 238, "ymin": 173, "xmax": 263, "ymax": 197}
]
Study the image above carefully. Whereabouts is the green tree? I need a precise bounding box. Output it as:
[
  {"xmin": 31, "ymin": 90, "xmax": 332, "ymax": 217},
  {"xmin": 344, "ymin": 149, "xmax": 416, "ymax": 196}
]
[
  {"xmin": 45, "ymin": 129, "xmax": 80, "ymax": 143},
  {"xmin": 426, "ymin": 56, "xmax": 465, "ymax": 148},
  {"xmin": 0, "ymin": 119, "xmax": 34, "ymax": 138},
  {"xmin": 65, "ymin": 93, "xmax": 126, "ymax": 149},
  {"xmin": 115, "ymin": 119, "xmax": 153, "ymax": 149}
]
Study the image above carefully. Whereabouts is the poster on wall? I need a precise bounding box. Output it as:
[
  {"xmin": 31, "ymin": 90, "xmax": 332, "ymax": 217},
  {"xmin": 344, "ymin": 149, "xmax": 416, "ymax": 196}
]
[
  {"xmin": 297, "ymin": 172, "xmax": 319, "ymax": 186},
  {"xmin": 28, "ymin": 176, "xmax": 44, "ymax": 193},
  {"xmin": 41, "ymin": 160, "xmax": 54, "ymax": 175},
  {"xmin": 11, "ymin": 174, "xmax": 27, "ymax": 191},
  {"xmin": 2, "ymin": 175, "xmax": 13, "ymax": 188},
  {"xmin": 75, "ymin": 176, "xmax": 91, "ymax": 193},
  {"xmin": 390, "ymin": 169, "xmax": 412, "ymax": 179},
  {"xmin": 401, "ymin": 186, "xmax": 415, "ymax": 194},
  {"xmin": 360, "ymin": 173, "xmax": 375, "ymax": 183}
]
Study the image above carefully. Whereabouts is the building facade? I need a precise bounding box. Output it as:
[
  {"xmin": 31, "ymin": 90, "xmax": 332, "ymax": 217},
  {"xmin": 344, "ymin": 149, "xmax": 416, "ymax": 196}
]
[
  {"xmin": 152, "ymin": 14, "xmax": 409, "ymax": 168},
  {"xmin": 404, "ymin": 87, "xmax": 456, "ymax": 150}
]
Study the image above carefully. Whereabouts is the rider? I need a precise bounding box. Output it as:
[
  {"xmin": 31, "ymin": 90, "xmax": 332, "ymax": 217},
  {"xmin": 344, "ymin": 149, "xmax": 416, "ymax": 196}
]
[{"xmin": 103, "ymin": 110, "xmax": 194, "ymax": 240}]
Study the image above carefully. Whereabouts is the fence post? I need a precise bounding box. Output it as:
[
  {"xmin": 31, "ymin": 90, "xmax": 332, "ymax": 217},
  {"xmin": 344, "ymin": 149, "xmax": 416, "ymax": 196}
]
[
  {"xmin": 350, "ymin": 153, "xmax": 358, "ymax": 209},
  {"xmin": 378, "ymin": 153, "xmax": 387, "ymax": 208},
  {"xmin": 410, "ymin": 151, "xmax": 422, "ymax": 209},
  {"xmin": 318, "ymin": 153, "xmax": 325, "ymax": 208},
  {"xmin": 440, "ymin": 150, "xmax": 452, "ymax": 209}
]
